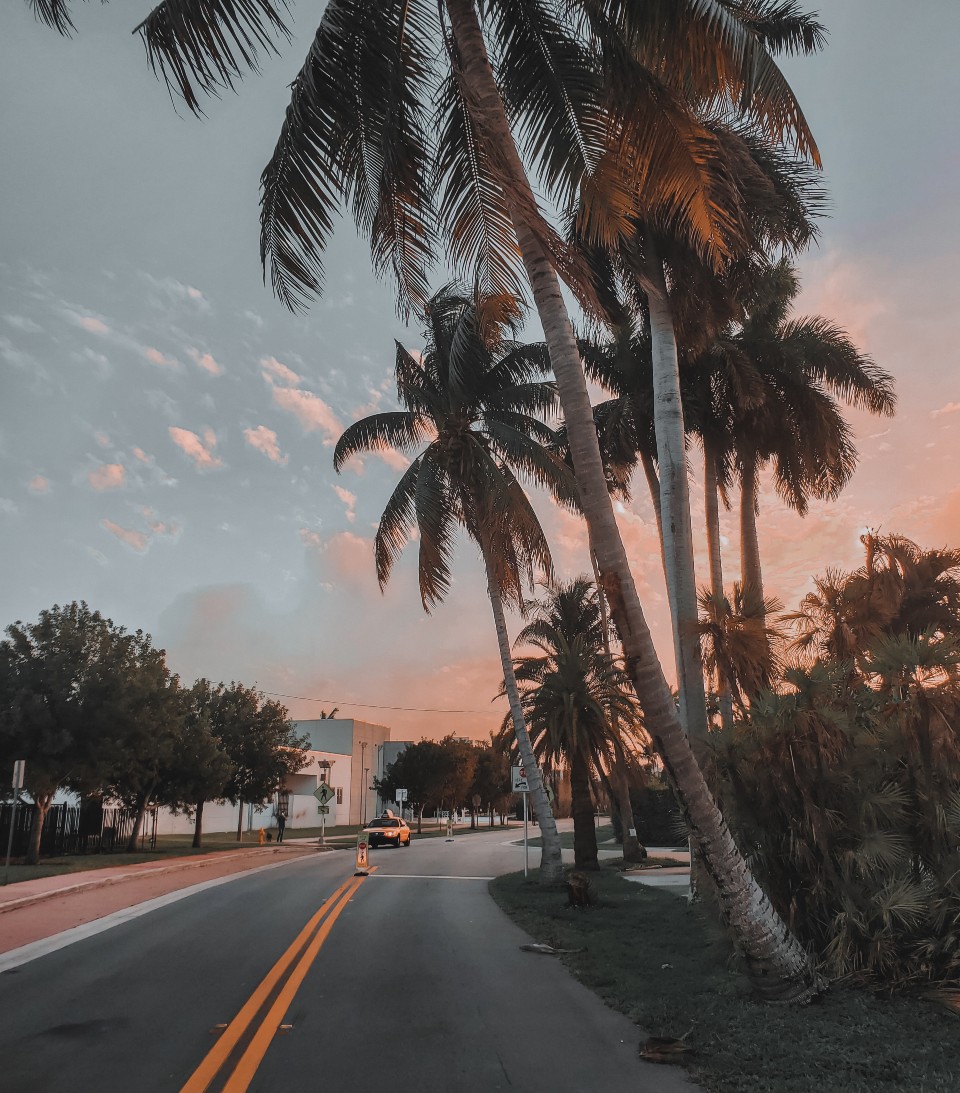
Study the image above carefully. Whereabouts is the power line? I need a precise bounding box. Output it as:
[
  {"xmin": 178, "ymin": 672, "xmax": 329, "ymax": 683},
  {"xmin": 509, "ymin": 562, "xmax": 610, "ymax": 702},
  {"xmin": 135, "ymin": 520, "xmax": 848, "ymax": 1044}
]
[{"xmin": 262, "ymin": 690, "xmax": 491, "ymax": 715}]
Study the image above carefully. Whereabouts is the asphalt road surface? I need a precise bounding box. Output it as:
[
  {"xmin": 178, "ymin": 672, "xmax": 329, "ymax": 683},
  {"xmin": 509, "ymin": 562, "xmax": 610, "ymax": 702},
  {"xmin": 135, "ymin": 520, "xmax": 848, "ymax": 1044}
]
[{"xmin": 0, "ymin": 830, "xmax": 699, "ymax": 1093}]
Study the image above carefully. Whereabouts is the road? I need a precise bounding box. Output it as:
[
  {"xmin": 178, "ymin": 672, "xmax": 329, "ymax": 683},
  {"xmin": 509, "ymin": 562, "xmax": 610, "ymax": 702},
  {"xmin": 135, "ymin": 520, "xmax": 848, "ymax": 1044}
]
[{"xmin": 0, "ymin": 829, "xmax": 699, "ymax": 1093}]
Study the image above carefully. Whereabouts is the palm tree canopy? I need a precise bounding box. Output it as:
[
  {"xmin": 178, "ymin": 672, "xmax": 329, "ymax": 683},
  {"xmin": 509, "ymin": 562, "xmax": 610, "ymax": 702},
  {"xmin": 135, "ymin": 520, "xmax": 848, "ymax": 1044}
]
[
  {"xmin": 33, "ymin": 0, "xmax": 827, "ymax": 317},
  {"xmin": 333, "ymin": 286, "xmax": 577, "ymax": 609}
]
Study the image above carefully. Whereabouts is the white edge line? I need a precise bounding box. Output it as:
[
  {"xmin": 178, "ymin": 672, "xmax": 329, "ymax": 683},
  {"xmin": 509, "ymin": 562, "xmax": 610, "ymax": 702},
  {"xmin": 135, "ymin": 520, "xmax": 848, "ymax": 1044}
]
[
  {"xmin": 0, "ymin": 855, "xmax": 307, "ymax": 974},
  {"xmin": 368, "ymin": 874, "xmax": 495, "ymax": 881}
]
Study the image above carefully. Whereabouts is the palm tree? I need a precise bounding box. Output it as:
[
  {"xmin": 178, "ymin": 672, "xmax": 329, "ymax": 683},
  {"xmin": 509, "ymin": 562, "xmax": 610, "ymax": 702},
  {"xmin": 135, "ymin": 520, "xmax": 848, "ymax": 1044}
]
[
  {"xmin": 722, "ymin": 261, "xmax": 896, "ymax": 611},
  {"xmin": 333, "ymin": 287, "xmax": 578, "ymax": 883},
  {"xmin": 36, "ymin": 0, "xmax": 831, "ymax": 1000},
  {"xmin": 507, "ymin": 577, "xmax": 642, "ymax": 870}
]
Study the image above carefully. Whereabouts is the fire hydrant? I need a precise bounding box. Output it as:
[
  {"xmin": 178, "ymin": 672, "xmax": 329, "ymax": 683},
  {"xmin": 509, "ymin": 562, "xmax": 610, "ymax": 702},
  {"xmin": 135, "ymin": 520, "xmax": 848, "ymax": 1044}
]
[{"xmin": 258, "ymin": 827, "xmax": 266, "ymax": 846}]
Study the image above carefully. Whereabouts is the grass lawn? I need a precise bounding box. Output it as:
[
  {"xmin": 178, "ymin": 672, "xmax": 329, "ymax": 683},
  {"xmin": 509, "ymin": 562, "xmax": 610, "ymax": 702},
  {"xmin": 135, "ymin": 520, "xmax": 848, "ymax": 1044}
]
[
  {"xmin": 490, "ymin": 862, "xmax": 960, "ymax": 1093},
  {"xmin": 525, "ymin": 823, "xmax": 616, "ymax": 849}
]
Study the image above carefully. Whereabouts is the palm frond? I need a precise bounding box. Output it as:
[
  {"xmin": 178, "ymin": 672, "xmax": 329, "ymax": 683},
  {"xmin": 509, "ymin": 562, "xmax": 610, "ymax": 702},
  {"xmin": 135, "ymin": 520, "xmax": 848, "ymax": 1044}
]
[
  {"xmin": 29, "ymin": 0, "xmax": 78, "ymax": 34},
  {"xmin": 414, "ymin": 448, "xmax": 457, "ymax": 610},
  {"xmin": 374, "ymin": 453, "xmax": 423, "ymax": 590},
  {"xmin": 332, "ymin": 411, "xmax": 427, "ymax": 472},
  {"xmin": 136, "ymin": 0, "xmax": 292, "ymax": 114}
]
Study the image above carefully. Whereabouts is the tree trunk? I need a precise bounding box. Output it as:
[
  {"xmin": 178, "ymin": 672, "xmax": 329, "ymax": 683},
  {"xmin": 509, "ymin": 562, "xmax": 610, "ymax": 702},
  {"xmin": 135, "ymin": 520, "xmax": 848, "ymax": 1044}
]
[
  {"xmin": 704, "ymin": 440, "xmax": 734, "ymax": 732},
  {"xmin": 740, "ymin": 455, "xmax": 765, "ymax": 608},
  {"xmin": 639, "ymin": 450, "xmax": 667, "ymax": 580},
  {"xmin": 645, "ymin": 253, "xmax": 709, "ymax": 747},
  {"xmin": 193, "ymin": 798, "xmax": 205, "ymax": 849},
  {"xmin": 570, "ymin": 750, "xmax": 599, "ymax": 870},
  {"xmin": 445, "ymin": 0, "xmax": 822, "ymax": 1001},
  {"xmin": 482, "ymin": 548, "xmax": 564, "ymax": 884},
  {"xmin": 26, "ymin": 794, "xmax": 52, "ymax": 866},
  {"xmin": 125, "ymin": 783, "xmax": 155, "ymax": 853},
  {"xmin": 236, "ymin": 798, "xmax": 243, "ymax": 842},
  {"xmin": 614, "ymin": 763, "xmax": 646, "ymax": 862}
]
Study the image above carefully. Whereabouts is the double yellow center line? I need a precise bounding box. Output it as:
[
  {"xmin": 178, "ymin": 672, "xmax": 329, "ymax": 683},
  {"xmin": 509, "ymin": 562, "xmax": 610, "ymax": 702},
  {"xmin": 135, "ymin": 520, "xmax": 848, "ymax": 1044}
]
[{"xmin": 181, "ymin": 869, "xmax": 373, "ymax": 1093}]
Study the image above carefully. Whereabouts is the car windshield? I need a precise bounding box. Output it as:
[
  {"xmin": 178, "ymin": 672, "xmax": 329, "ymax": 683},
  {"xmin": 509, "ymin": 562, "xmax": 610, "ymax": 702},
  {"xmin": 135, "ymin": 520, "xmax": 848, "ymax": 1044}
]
[{"xmin": 369, "ymin": 818, "xmax": 400, "ymax": 828}]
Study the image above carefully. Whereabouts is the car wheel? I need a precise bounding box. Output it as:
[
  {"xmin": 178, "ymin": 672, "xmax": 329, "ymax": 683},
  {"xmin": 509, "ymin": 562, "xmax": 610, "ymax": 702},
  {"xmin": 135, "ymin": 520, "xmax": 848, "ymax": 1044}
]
[{"xmin": 404, "ymin": 837, "xmax": 411, "ymax": 847}]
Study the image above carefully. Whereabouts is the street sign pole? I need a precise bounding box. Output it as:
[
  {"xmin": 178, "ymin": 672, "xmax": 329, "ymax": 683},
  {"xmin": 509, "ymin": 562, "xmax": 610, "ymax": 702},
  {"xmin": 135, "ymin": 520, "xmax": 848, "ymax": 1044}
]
[
  {"xmin": 3, "ymin": 760, "xmax": 25, "ymax": 887},
  {"xmin": 527, "ymin": 786, "xmax": 533, "ymax": 878}
]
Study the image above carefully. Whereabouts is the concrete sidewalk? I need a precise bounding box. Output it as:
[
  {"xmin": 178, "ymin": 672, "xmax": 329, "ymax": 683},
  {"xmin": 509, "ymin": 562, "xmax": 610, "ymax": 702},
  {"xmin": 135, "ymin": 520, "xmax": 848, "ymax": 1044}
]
[{"xmin": 0, "ymin": 844, "xmax": 313, "ymax": 915}]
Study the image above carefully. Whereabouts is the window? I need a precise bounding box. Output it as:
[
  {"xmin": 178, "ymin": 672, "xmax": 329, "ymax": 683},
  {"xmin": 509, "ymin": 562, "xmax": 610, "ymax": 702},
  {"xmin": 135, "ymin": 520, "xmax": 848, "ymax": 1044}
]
[
  {"xmin": 277, "ymin": 790, "xmax": 290, "ymax": 813},
  {"xmin": 336, "ymin": 787, "xmax": 343, "ymax": 804}
]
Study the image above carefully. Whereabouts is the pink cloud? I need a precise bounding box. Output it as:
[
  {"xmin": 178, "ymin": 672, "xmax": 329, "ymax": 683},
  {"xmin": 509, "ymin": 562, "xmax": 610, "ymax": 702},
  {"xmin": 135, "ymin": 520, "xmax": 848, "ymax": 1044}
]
[
  {"xmin": 76, "ymin": 315, "xmax": 110, "ymax": 336},
  {"xmin": 148, "ymin": 518, "xmax": 181, "ymax": 538},
  {"xmin": 168, "ymin": 426, "xmax": 223, "ymax": 470},
  {"xmin": 299, "ymin": 528, "xmax": 324, "ymax": 550},
  {"xmin": 101, "ymin": 519, "xmax": 148, "ymax": 552},
  {"xmin": 375, "ymin": 447, "xmax": 411, "ymax": 472},
  {"xmin": 243, "ymin": 425, "xmax": 288, "ymax": 465},
  {"xmin": 333, "ymin": 484, "xmax": 357, "ymax": 522},
  {"xmin": 88, "ymin": 463, "xmax": 125, "ymax": 491},
  {"xmin": 132, "ymin": 447, "xmax": 152, "ymax": 463},
  {"xmin": 144, "ymin": 347, "xmax": 178, "ymax": 368},
  {"xmin": 261, "ymin": 355, "xmax": 302, "ymax": 386},
  {"xmin": 931, "ymin": 401, "xmax": 960, "ymax": 417},
  {"xmin": 270, "ymin": 386, "xmax": 342, "ymax": 443},
  {"xmin": 188, "ymin": 348, "xmax": 224, "ymax": 376},
  {"xmin": 28, "ymin": 475, "xmax": 50, "ymax": 494},
  {"xmin": 94, "ymin": 431, "xmax": 111, "ymax": 448}
]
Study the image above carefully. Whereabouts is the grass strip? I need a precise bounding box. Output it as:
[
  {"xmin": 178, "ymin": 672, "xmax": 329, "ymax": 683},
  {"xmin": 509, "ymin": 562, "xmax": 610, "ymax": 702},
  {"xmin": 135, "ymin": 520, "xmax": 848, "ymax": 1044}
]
[{"xmin": 490, "ymin": 863, "xmax": 960, "ymax": 1093}]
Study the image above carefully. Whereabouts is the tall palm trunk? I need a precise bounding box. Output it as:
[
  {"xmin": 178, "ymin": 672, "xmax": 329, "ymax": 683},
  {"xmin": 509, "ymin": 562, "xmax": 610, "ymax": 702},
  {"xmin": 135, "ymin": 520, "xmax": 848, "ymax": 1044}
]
[
  {"xmin": 646, "ymin": 254, "xmax": 709, "ymax": 745},
  {"xmin": 482, "ymin": 548, "xmax": 563, "ymax": 884},
  {"xmin": 447, "ymin": 0, "xmax": 821, "ymax": 1001},
  {"xmin": 739, "ymin": 455, "xmax": 765, "ymax": 608},
  {"xmin": 570, "ymin": 749, "xmax": 600, "ymax": 870},
  {"xmin": 704, "ymin": 439, "xmax": 734, "ymax": 731}
]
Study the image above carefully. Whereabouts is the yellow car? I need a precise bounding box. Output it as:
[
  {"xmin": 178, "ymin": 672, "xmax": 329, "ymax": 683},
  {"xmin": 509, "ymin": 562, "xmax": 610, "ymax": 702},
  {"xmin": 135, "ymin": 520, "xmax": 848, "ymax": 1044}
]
[{"xmin": 364, "ymin": 814, "xmax": 412, "ymax": 849}]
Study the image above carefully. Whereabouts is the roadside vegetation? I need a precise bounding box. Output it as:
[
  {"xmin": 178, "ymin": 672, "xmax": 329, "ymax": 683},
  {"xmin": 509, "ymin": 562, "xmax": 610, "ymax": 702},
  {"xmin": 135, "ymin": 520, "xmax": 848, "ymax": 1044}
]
[{"xmin": 492, "ymin": 864, "xmax": 960, "ymax": 1093}]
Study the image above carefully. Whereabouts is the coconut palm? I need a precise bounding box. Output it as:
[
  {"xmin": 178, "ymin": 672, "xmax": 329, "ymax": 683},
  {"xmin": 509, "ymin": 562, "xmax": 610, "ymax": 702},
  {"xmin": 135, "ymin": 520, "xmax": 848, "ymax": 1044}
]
[
  {"xmin": 722, "ymin": 262, "xmax": 896, "ymax": 611},
  {"xmin": 35, "ymin": 0, "xmax": 832, "ymax": 1000},
  {"xmin": 506, "ymin": 577, "xmax": 643, "ymax": 869},
  {"xmin": 333, "ymin": 287, "xmax": 578, "ymax": 882}
]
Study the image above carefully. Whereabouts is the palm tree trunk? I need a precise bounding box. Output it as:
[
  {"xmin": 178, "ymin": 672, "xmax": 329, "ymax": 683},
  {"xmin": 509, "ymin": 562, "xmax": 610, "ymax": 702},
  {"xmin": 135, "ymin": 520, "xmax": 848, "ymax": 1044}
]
[
  {"xmin": 481, "ymin": 547, "xmax": 564, "ymax": 884},
  {"xmin": 645, "ymin": 253, "xmax": 709, "ymax": 746},
  {"xmin": 570, "ymin": 750, "xmax": 600, "ymax": 870},
  {"xmin": 704, "ymin": 440, "xmax": 734, "ymax": 731},
  {"xmin": 445, "ymin": 0, "xmax": 821, "ymax": 1001},
  {"xmin": 740, "ymin": 455, "xmax": 765, "ymax": 608}
]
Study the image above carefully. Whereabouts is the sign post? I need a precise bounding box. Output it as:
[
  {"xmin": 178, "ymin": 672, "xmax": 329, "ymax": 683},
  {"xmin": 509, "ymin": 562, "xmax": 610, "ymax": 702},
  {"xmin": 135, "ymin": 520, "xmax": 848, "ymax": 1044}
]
[
  {"xmin": 395, "ymin": 788, "xmax": 407, "ymax": 819},
  {"xmin": 313, "ymin": 782, "xmax": 335, "ymax": 846},
  {"xmin": 3, "ymin": 760, "xmax": 25, "ymax": 887},
  {"xmin": 512, "ymin": 764, "xmax": 530, "ymax": 877}
]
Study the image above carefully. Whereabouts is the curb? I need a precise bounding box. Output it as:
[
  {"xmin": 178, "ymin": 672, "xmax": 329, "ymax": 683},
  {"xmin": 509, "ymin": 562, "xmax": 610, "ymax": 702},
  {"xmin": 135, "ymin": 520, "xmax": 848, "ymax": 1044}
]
[{"xmin": 0, "ymin": 845, "xmax": 316, "ymax": 915}]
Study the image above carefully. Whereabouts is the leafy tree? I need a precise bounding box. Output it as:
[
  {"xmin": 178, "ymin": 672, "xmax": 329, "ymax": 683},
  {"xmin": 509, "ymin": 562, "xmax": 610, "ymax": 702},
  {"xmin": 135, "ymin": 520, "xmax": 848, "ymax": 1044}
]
[
  {"xmin": 469, "ymin": 740, "xmax": 513, "ymax": 825},
  {"xmin": 157, "ymin": 679, "xmax": 234, "ymax": 849},
  {"xmin": 0, "ymin": 602, "xmax": 177, "ymax": 862},
  {"xmin": 377, "ymin": 736, "xmax": 478, "ymax": 832},
  {"xmin": 213, "ymin": 683, "xmax": 309, "ymax": 840},
  {"xmin": 32, "ymin": 0, "xmax": 833, "ymax": 1000},
  {"xmin": 335, "ymin": 287, "xmax": 575, "ymax": 881}
]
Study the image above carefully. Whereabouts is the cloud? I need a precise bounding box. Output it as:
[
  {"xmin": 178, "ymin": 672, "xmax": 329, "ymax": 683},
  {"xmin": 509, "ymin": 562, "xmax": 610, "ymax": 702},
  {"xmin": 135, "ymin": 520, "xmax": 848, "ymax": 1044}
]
[
  {"xmin": 168, "ymin": 426, "xmax": 223, "ymax": 470},
  {"xmin": 27, "ymin": 475, "xmax": 50, "ymax": 494},
  {"xmin": 132, "ymin": 447, "xmax": 151, "ymax": 463},
  {"xmin": 188, "ymin": 347, "xmax": 224, "ymax": 376},
  {"xmin": 94, "ymin": 431, "xmax": 111, "ymax": 448},
  {"xmin": 299, "ymin": 529, "xmax": 324, "ymax": 550},
  {"xmin": 333, "ymin": 484, "xmax": 357, "ymax": 522},
  {"xmin": 931, "ymin": 401, "xmax": 960, "ymax": 417},
  {"xmin": 270, "ymin": 386, "xmax": 342, "ymax": 443},
  {"xmin": 141, "ymin": 274, "xmax": 211, "ymax": 313},
  {"xmin": 0, "ymin": 498, "xmax": 18, "ymax": 515},
  {"xmin": 261, "ymin": 355, "xmax": 302, "ymax": 386},
  {"xmin": 143, "ymin": 346, "xmax": 179, "ymax": 369},
  {"xmin": 87, "ymin": 463, "xmax": 125, "ymax": 491},
  {"xmin": 3, "ymin": 314, "xmax": 42, "ymax": 333},
  {"xmin": 73, "ymin": 314, "xmax": 110, "ymax": 336},
  {"xmin": 0, "ymin": 336, "xmax": 37, "ymax": 370},
  {"xmin": 244, "ymin": 425, "xmax": 288, "ymax": 465},
  {"xmin": 375, "ymin": 446, "xmax": 411, "ymax": 472},
  {"xmin": 101, "ymin": 519, "xmax": 148, "ymax": 552}
]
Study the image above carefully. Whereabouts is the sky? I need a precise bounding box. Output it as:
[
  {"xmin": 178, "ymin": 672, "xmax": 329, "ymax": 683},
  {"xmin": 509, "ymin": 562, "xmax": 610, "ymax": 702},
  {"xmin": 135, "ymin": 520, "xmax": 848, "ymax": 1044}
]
[{"xmin": 2, "ymin": 1, "xmax": 959, "ymax": 743}]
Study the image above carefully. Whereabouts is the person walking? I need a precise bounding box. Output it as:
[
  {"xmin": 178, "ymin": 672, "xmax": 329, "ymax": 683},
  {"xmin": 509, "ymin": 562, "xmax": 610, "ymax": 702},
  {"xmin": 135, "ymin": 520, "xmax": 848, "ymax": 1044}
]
[{"xmin": 276, "ymin": 809, "xmax": 287, "ymax": 844}]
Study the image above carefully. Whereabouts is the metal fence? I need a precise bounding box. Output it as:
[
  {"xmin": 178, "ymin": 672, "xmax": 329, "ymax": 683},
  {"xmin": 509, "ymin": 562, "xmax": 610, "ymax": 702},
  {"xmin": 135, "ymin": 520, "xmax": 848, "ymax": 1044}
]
[{"xmin": 0, "ymin": 799, "xmax": 148, "ymax": 858}]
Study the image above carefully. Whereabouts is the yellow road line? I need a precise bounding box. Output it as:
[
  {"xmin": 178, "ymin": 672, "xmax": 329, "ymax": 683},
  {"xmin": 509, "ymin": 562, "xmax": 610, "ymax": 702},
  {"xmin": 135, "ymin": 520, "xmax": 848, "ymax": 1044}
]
[
  {"xmin": 180, "ymin": 874, "xmax": 357, "ymax": 1093},
  {"xmin": 222, "ymin": 872, "xmax": 368, "ymax": 1091}
]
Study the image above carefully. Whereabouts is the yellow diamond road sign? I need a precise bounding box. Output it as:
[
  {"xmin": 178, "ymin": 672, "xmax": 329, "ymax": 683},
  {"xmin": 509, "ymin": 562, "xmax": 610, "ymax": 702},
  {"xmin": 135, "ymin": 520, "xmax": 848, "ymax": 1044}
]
[{"xmin": 313, "ymin": 783, "xmax": 335, "ymax": 805}]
